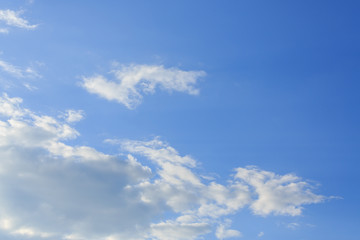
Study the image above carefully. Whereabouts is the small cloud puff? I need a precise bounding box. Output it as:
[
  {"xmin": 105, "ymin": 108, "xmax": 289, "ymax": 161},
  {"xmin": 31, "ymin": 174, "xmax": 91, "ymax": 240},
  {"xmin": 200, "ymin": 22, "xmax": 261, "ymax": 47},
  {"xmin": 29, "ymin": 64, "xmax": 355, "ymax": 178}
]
[{"xmin": 62, "ymin": 109, "xmax": 85, "ymax": 123}]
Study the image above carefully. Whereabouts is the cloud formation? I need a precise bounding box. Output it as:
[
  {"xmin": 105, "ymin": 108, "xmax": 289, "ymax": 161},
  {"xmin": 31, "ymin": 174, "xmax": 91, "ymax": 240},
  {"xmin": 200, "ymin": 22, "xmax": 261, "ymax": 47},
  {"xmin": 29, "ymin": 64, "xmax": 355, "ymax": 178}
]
[
  {"xmin": 0, "ymin": 93, "xmax": 325, "ymax": 239},
  {"xmin": 215, "ymin": 220, "xmax": 242, "ymax": 239},
  {"xmin": 0, "ymin": 59, "xmax": 41, "ymax": 79},
  {"xmin": 0, "ymin": 9, "xmax": 37, "ymax": 32},
  {"xmin": 81, "ymin": 64, "xmax": 205, "ymax": 109},
  {"xmin": 235, "ymin": 167, "xmax": 325, "ymax": 216},
  {"xmin": 61, "ymin": 110, "xmax": 85, "ymax": 123}
]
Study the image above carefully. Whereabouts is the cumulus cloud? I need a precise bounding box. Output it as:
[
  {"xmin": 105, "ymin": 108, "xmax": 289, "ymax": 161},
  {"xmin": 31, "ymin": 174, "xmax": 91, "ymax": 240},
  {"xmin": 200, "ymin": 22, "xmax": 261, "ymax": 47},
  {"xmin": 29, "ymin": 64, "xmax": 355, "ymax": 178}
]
[
  {"xmin": 0, "ymin": 93, "xmax": 154, "ymax": 240},
  {"xmin": 0, "ymin": 93, "xmax": 326, "ymax": 239},
  {"xmin": 81, "ymin": 64, "xmax": 205, "ymax": 109},
  {"xmin": 0, "ymin": 9, "xmax": 37, "ymax": 32},
  {"xmin": 235, "ymin": 167, "xmax": 325, "ymax": 216}
]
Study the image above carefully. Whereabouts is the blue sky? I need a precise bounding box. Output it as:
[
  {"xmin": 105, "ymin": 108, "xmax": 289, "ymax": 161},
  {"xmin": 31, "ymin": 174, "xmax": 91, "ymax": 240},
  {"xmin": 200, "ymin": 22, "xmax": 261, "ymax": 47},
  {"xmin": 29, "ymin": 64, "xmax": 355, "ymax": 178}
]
[{"xmin": 0, "ymin": 0, "xmax": 359, "ymax": 239}]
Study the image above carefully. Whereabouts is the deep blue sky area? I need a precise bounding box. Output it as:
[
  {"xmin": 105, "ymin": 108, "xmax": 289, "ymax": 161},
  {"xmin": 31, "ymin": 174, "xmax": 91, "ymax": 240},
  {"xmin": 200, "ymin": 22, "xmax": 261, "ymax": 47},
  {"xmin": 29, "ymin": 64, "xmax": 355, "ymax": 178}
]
[{"xmin": 0, "ymin": 1, "xmax": 359, "ymax": 240}]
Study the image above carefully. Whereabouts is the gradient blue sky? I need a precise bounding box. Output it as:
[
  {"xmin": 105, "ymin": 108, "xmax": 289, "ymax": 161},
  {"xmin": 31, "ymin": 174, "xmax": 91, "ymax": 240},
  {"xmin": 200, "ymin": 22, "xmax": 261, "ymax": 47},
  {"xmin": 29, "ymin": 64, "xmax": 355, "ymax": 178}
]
[{"xmin": 0, "ymin": 1, "xmax": 359, "ymax": 240}]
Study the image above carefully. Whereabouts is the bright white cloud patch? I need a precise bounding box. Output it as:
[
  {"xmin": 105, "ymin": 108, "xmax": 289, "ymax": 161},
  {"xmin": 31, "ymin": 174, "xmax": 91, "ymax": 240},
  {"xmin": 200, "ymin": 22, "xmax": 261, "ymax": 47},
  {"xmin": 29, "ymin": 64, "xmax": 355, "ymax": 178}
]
[
  {"xmin": 0, "ymin": 9, "xmax": 37, "ymax": 32},
  {"xmin": 81, "ymin": 64, "xmax": 205, "ymax": 109},
  {"xmin": 235, "ymin": 167, "xmax": 325, "ymax": 216},
  {"xmin": 0, "ymin": 93, "xmax": 325, "ymax": 239}
]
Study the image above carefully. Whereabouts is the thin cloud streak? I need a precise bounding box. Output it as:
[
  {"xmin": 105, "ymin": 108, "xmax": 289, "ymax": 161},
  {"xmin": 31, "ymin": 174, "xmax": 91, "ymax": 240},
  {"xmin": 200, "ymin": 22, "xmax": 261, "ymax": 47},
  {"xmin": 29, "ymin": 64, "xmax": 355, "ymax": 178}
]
[{"xmin": 0, "ymin": 9, "xmax": 37, "ymax": 31}]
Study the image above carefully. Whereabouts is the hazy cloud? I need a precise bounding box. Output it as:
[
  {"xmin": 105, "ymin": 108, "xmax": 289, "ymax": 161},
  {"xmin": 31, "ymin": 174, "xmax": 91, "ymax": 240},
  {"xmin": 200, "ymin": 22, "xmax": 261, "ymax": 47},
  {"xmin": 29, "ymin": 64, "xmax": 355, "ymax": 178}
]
[{"xmin": 0, "ymin": 28, "xmax": 9, "ymax": 34}]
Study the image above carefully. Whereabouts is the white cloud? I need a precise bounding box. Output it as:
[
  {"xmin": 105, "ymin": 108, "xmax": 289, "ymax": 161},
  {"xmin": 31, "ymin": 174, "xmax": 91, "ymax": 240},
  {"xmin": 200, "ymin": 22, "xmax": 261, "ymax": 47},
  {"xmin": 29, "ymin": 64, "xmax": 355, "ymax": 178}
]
[
  {"xmin": 258, "ymin": 231, "xmax": 264, "ymax": 237},
  {"xmin": 235, "ymin": 167, "xmax": 325, "ymax": 216},
  {"xmin": 150, "ymin": 221, "xmax": 211, "ymax": 240},
  {"xmin": 62, "ymin": 110, "xmax": 85, "ymax": 123},
  {"xmin": 0, "ymin": 94, "xmax": 154, "ymax": 239},
  {"xmin": 0, "ymin": 93, "xmax": 26, "ymax": 117},
  {"xmin": 0, "ymin": 59, "xmax": 41, "ymax": 79},
  {"xmin": 12, "ymin": 227, "xmax": 54, "ymax": 238},
  {"xmin": 0, "ymin": 60, "xmax": 23, "ymax": 78},
  {"xmin": 215, "ymin": 220, "xmax": 242, "ymax": 239},
  {"xmin": 0, "ymin": 9, "xmax": 37, "ymax": 31},
  {"xmin": 0, "ymin": 93, "xmax": 326, "ymax": 239},
  {"xmin": 81, "ymin": 64, "xmax": 205, "ymax": 109}
]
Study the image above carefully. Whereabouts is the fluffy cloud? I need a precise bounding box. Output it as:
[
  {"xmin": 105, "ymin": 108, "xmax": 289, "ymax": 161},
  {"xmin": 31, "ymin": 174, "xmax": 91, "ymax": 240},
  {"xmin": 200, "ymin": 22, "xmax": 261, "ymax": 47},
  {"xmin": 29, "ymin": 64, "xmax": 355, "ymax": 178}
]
[
  {"xmin": 0, "ymin": 93, "xmax": 326, "ymax": 239},
  {"xmin": 235, "ymin": 167, "xmax": 325, "ymax": 216},
  {"xmin": 0, "ymin": 9, "xmax": 37, "ymax": 32},
  {"xmin": 0, "ymin": 93, "xmax": 154, "ymax": 240},
  {"xmin": 81, "ymin": 64, "xmax": 205, "ymax": 109}
]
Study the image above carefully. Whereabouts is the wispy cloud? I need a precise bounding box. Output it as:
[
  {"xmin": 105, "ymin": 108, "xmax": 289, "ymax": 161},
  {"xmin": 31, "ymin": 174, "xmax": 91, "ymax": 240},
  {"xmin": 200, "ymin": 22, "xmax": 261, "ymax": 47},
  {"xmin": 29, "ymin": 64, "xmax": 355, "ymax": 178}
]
[
  {"xmin": 23, "ymin": 83, "xmax": 38, "ymax": 91},
  {"xmin": 0, "ymin": 59, "xmax": 41, "ymax": 79},
  {"xmin": 81, "ymin": 64, "xmax": 205, "ymax": 109},
  {"xmin": 287, "ymin": 222, "xmax": 300, "ymax": 230},
  {"xmin": 0, "ymin": 9, "xmax": 37, "ymax": 32},
  {"xmin": 0, "ymin": 93, "xmax": 326, "ymax": 240},
  {"xmin": 0, "ymin": 60, "xmax": 23, "ymax": 78}
]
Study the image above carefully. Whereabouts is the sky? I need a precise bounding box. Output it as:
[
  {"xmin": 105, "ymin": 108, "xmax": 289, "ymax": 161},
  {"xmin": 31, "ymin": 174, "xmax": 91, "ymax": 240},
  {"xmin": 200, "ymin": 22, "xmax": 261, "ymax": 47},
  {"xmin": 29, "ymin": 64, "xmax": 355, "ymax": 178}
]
[{"xmin": 0, "ymin": 0, "xmax": 359, "ymax": 239}]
